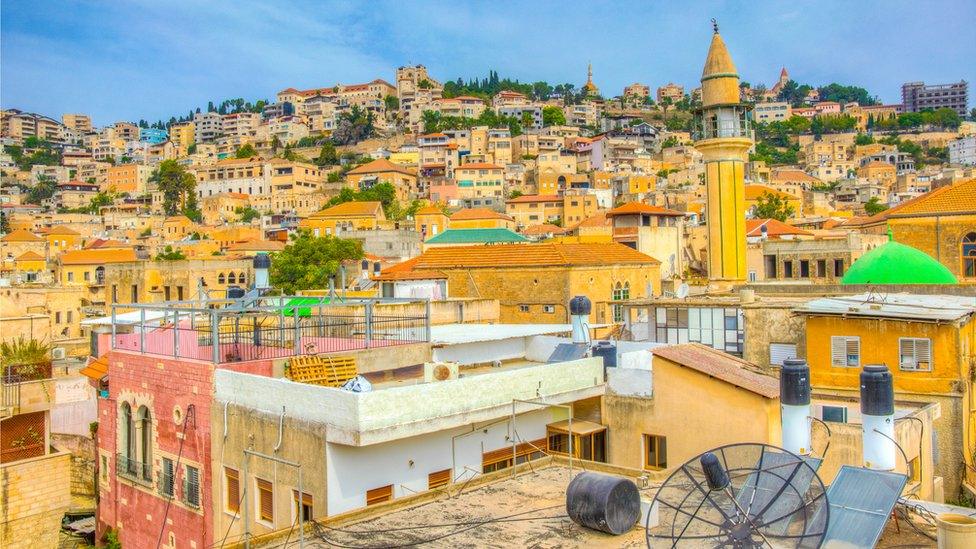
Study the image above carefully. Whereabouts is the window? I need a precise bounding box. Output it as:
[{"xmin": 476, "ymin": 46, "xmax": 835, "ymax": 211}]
[
  {"xmin": 112, "ymin": 285, "xmax": 118, "ymax": 303},
  {"xmin": 366, "ymin": 484, "xmax": 393, "ymax": 506},
  {"xmin": 963, "ymin": 232, "xmax": 976, "ymax": 277},
  {"xmin": 428, "ymin": 469, "xmax": 451, "ymax": 490},
  {"xmin": 612, "ymin": 282, "xmax": 630, "ymax": 322},
  {"xmin": 256, "ymin": 478, "xmax": 273, "ymax": 521},
  {"xmin": 119, "ymin": 402, "xmax": 136, "ymax": 477},
  {"xmin": 228, "ymin": 272, "xmax": 236, "ymax": 284},
  {"xmin": 799, "ymin": 260, "xmax": 810, "ymax": 278},
  {"xmin": 101, "ymin": 455, "xmax": 108, "ymax": 481},
  {"xmin": 482, "ymin": 439, "xmax": 548, "ymax": 473},
  {"xmin": 239, "ymin": 272, "xmax": 246, "ymax": 285},
  {"xmin": 67, "ymin": 272, "xmax": 74, "ymax": 282},
  {"xmin": 816, "ymin": 259, "xmax": 826, "ymax": 278},
  {"xmin": 84, "ymin": 271, "xmax": 90, "ymax": 281},
  {"xmin": 769, "ymin": 343, "xmax": 797, "ymax": 366},
  {"xmin": 748, "ymin": 270, "xmax": 757, "ymax": 282},
  {"xmin": 543, "ymin": 305, "xmax": 556, "ymax": 314},
  {"xmin": 783, "ymin": 260, "xmax": 794, "ymax": 278},
  {"xmin": 764, "ymin": 255, "xmax": 777, "ymax": 279},
  {"xmin": 55, "ymin": 312, "xmax": 61, "ymax": 324},
  {"xmin": 830, "ymin": 336, "xmax": 860, "ymax": 367},
  {"xmin": 899, "ymin": 338, "xmax": 932, "ymax": 371},
  {"xmin": 833, "ymin": 258, "xmax": 845, "ymax": 277},
  {"xmin": 518, "ymin": 305, "xmax": 530, "ymax": 313},
  {"xmin": 160, "ymin": 457, "xmax": 175, "ymax": 497},
  {"xmin": 131, "ymin": 284, "xmax": 138, "ymax": 303},
  {"xmin": 184, "ymin": 465, "xmax": 200, "ymax": 508},
  {"xmin": 821, "ymin": 405, "xmax": 848, "ymax": 423},
  {"xmin": 643, "ymin": 434, "xmax": 667, "ymax": 470},
  {"xmin": 136, "ymin": 406, "xmax": 152, "ymax": 481},
  {"xmin": 225, "ymin": 468, "xmax": 240, "ymax": 513},
  {"xmin": 293, "ymin": 490, "xmax": 313, "ymax": 522}
]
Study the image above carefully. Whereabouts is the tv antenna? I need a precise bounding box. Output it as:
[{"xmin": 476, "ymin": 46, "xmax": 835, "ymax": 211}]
[{"xmin": 646, "ymin": 443, "xmax": 828, "ymax": 548}]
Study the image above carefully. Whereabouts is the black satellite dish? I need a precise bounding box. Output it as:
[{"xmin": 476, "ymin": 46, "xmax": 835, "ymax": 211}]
[{"xmin": 646, "ymin": 443, "xmax": 829, "ymax": 548}]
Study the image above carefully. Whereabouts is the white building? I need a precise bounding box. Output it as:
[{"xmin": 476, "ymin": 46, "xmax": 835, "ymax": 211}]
[{"xmin": 948, "ymin": 136, "xmax": 976, "ymax": 166}]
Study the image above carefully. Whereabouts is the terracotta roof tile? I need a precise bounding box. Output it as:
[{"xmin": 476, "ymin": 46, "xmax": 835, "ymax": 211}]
[
  {"xmin": 850, "ymin": 178, "xmax": 976, "ymax": 226},
  {"xmin": 744, "ymin": 184, "xmax": 795, "ymax": 201},
  {"xmin": 394, "ymin": 242, "xmax": 660, "ymax": 272},
  {"xmin": 415, "ymin": 205, "xmax": 447, "ymax": 215},
  {"xmin": 60, "ymin": 248, "xmax": 137, "ymax": 265},
  {"xmin": 15, "ymin": 251, "xmax": 45, "ymax": 261},
  {"xmin": 449, "ymin": 208, "xmax": 514, "ymax": 222},
  {"xmin": 506, "ymin": 194, "xmax": 562, "ymax": 204},
  {"xmin": 346, "ymin": 158, "xmax": 417, "ymax": 177},
  {"xmin": 606, "ymin": 202, "xmax": 685, "ymax": 217},
  {"xmin": 521, "ymin": 224, "xmax": 568, "ymax": 236},
  {"xmin": 653, "ymin": 343, "xmax": 779, "ymax": 399},
  {"xmin": 745, "ymin": 219, "xmax": 812, "ymax": 238},
  {"xmin": 311, "ymin": 201, "xmax": 383, "ymax": 218},
  {"xmin": 456, "ymin": 162, "xmax": 504, "ymax": 170},
  {"xmin": 771, "ymin": 169, "xmax": 821, "ymax": 183},
  {"xmin": 0, "ymin": 229, "xmax": 44, "ymax": 242},
  {"xmin": 39, "ymin": 225, "xmax": 81, "ymax": 236}
]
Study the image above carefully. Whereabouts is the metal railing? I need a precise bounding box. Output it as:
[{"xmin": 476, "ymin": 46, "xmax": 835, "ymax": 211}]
[
  {"xmin": 2, "ymin": 362, "xmax": 53, "ymax": 383},
  {"xmin": 116, "ymin": 453, "xmax": 152, "ymax": 483},
  {"xmin": 110, "ymin": 296, "xmax": 432, "ymax": 364}
]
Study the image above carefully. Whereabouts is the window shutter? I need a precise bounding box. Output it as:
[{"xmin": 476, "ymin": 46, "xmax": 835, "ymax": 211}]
[
  {"xmin": 916, "ymin": 338, "xmax": 931, "ymax": 369},
  {"xmin": 899, "ymin": 338, "xmax": 913, "ymax": 368},
  {"xmin": 769, "ymin": 343, "xmax": 797, "ymax": 366},
  {"xmin": 830, "ymin": 336, "xmax": 847, "ymax": 366},
  {"xmin": 257, "ymin": 478, "xmax": 274, "ymax": 521},
  {"xmin": 428, "ymin": 469, "xmax": 452, "ymax": 490},
  {"xmin": 226, "ymin": 468, "xmax": 240, "ymax": 513},
  {"xmin": 846, "ymin": 337, "xmax": 859, "ymax": 367}
]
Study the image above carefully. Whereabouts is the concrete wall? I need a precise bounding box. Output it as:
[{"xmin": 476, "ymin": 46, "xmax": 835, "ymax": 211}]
[
  {"xmin": 742, "ymin": 299, "xmax": 807, "ymax": 373},
  {"xmin": 0, "ymin": 450, "xmax": 72, "ymax": 549},
  {"xmin": 604, "ymin": 356, "xmax": 781, "ymax": 471}
]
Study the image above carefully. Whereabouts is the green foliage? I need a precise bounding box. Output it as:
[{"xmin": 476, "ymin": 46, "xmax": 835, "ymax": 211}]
[
  {"xmin": 508, "ymin": 189, "xmax": 524, "ymax": 199},
  {"xmin": 26, "ymin": 175, "xmax": 58, "ymax": 205},
  {"xmin": 325, "ymin": 182, "xmax": 406, "ymax": 219},
  {"xmin": 777, "ymin": 80, "xmax": 814, "ymax": 107},
  {"xmin": 295, "ymin": 135, "xmax": 327, "ymax": 148},
  {"xmin": 140, "ymin": 227, "xmax": 153, "ymax": 237},
  {"xmin": 817, "ymin": 83, "xmax": 877, "ymax": 106},
  {"xmin": 235, "ymin": 206, "xmax": 261, "ymax": 223},
  {"xmin": 154, "ymin": 245, "xmax": 186, "ymax": 261},
  {"xmin": 890, "ymin": 108, "xmax": 962, "ymax": 130},
  {"xmin": 269, "ymin": 230, "xmax": 364, "ymax": 295},
  {"xmin": 421, "ymin": 108, "xmax": 522, "ymax": 136},
  {"xmin": 332, "ymin": 105, "xmax": 376, "ymax": 145},
  {"xmin": 235, "ymin": 143, "xmax": 258, "ymax": 158},
  {"xmin": 749, "ymin": 142, "xmax": 799, "ymax": 165},
  {"xmin": 86, "ymin": 190, "xmax": 116, "ymax": 214},
  {"xmin": 187, "ymin": 144, "xmax": 197, "ymax": 154},
  {"xmin": 0, "ymin": 210, "xmax": 9, "ymax": 233},
  {"xmin": 0, "ymin": 336, "xmax": 50, "ymax": 366},
  {"xmin": 752, "ymin": 191, "xmax": 795, "ymax": 221},
  {"xmin": 315, "ymin": 141, "xmax": 339, "ymax": 167},
  {"xmin": 542, "ymin": 106, "xmax": 566, "ymax": 127},
  {"xmin": 854, "ymin": 133, "xmax": 874, "ymax": 146},
  {"xmin": 102, "ymin": 528, "xmax": 122, "ymax": 549},
  {"xmin": 879, "ymin": 136, "xmax": 926, "ymax": 166},
  {"xmin": 810, "ymin": 115, "xmax": 857, "ymax": 135},
  {"xmin": 280, "ymin": 146, "xmax": 307, "ymax": 162},
  {"xmin": 660, "ymin": 136, "xmax": 680, "ymax": 149},
  {"xmin": 384, "ymin": 95, "xmax": 400, "ymax": 111},
  {"xmin": 150, "ymin": 160, "xmax": 200, "ymax": 219},
  {"xmin": 327, "ymin": 171, "xmax": 341, "ymax": 183},
  {"xmin": 754, "ymin": 116, "xmax": 812, "ymax": 146},
  {"xmin": 443, "ymin": 70, "xmax": 537, "ymax": 100},
  {"xmin": 5, "ymin": 140, "xmax": 61, "ymax": 170},
  {"xmin": 864, "ymin": 196, "xmax": 888, "ymax": 216}
]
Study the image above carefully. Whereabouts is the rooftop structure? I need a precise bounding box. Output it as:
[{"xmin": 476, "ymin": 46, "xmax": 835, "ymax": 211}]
[
  {"xmin": 841, "ymin": 231, "xmax": 958, "ymax": 285},
  {"xmin": 795, "ymin": 292, "xmax": 975, "ymax": 322}
]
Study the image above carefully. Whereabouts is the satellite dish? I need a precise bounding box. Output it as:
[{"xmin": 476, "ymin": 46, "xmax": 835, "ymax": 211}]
[
  {"xmin": 676, "ymin": 283, "xmax": 690, "ymax": 299},
  {"xmin": 647, "ymin": 443, "xmax": 828, "ymax": 548}
]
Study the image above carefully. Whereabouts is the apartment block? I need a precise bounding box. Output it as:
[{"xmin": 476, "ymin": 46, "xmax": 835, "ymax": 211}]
[{"xmin": 902, "ymin": 80, "xmax": 969, "ymax": 116}]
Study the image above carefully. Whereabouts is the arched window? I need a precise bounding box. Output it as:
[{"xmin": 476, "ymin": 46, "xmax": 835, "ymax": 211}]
[
  {"xmin": 611, "ymin": 282, "xmax": 630, "ymax": 322},
  {"xmin": 121, "ymin": 402, "xmax": 135, "ymax": 474},
  {"xmin": 137, "ymin": 406, "xmax": 152, "ymax": 480},
  {"xmin": 238, "ymin": 272, "xmax": 247, "ymax": 285},
  {"xmin": 228, "ymin": 272, "xmax": 236, "ymax": 284},
  {"xmin": 218, "ymin": 273, "xmax": 226, "ymax": 284},
  {"xmin": 963, "ymin": 232, "xmax": 976, "ymax": 278}
]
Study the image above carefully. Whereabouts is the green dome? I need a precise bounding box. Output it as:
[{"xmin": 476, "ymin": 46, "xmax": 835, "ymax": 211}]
[{"xmin": 842, "ymin": 231, "xmax": 958, "ymax": 285}]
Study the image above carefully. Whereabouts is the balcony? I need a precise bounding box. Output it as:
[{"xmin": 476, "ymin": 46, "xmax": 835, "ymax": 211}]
[
  {"xmin": 106, "ymin": 296, "xmax": 431, "ymax": 365},
  {"xmin": 116, "ymin": 453, "xmax": 152, "ymax": 485}
]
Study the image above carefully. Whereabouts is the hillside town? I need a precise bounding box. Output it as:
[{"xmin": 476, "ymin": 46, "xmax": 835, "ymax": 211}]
[{"xmin": 2, "ymin": 13, "xmax": 976, "ymax": 549}]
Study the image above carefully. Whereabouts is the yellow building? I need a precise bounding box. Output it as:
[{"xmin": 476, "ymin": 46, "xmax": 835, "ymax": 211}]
[
  {"xmin": 848, "ymin": 178, "xmax": 976, "ymax": 281},
  {"xmin": 857, "ymin": 160, "xmax": 897, "ymax": 187},
  {"xmin": 604, "ymin": 343, "xmax": 780, "ymax": 472},
  {"xmin": 796, "ymin": 294, "xmax": 976, "ymax": 497},
  {"xmin": 389, "ymin": 150, "xmax": 419, "ymax": 167},
  {"xmin": 345, "ymin": 159, "xmax": 418, "ymax": 202},
  {"xmin": 299, "ymin": 201, "xmax": 386, "ymax": 236},
  {"xmin": 455, "ymin": 162, "xmax": 505, "ymax": 200},
  {"xmin": 744, "ymin": 184, "xmax": 802, "ymax": 218},
  {"xmin": 161, "ymin": 215, "xmax": 196, "ymax": 240},
  {"xmin": 448, "ymin": 208, "xmax": 516, "ymax": 230},
  {"xmin": 58, "ymin": 247, "xmax": 138, "ymax": 290},
  {"xmin": 200, "ymin": 192, "xmax": 251, "ymax": 225},
  {"xmin": 414, "ymin": 205, "xmax": 449, "ymax": 238},
  {"xmin": 1, "ymin": 229, "xmax": 48, "ymax": 265},
  {"xmin": 168, "ymin": 122, "xmax": 195, "ymax": 153},
  {"xmin": 505, "ymin": 194, "xmax": 598, "ymax": 228},
  {"xmin": 375, "ymin": 242, "xmax": 661, "ymax": 324},
  {"xmin": 38, "ymin": 225, "xmax": 81, "ymax": 253},
  {"xmin": 106, "ymin": 163, "xmax": 154, "ymax": 194},
  {"xmin": 694, "ymin": 24, "xmax": 753, "ymax": 284}
]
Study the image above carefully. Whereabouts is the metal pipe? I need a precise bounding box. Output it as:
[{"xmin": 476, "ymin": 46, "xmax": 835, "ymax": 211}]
[
  {"xmin": 139, "ymin": 308, "xmax": 145, "ymax": 353},
  {"xmin": 274, "ymin": 406, "xmax": 285, "ymax": 452},
  {"xmin": 223, "ymin": 401, "xmax": 228, "ymax": 440}
]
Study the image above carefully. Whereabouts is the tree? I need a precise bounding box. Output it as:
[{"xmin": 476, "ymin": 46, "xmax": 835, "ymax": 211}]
[
  {"xmin": 26, "ymin": 175, "xmax": 58, "ymax": 205},
  {"xmin": 660, "ymin": 136, "xmax": 680, "ymax": 149},
  {"xmin": 150, "ymin": 160, "xmax": 199, "ymax": 217},
  {"xmin": 269, "ymin": 231, "xmax": 364, "ymax": 295},
  {"xmin": 383, "ymin": 95, "xmax": 400, "ymax": 112},
  {"xmin": 0, "ymin": 210, "xmax": 9, "ymax": 234},
  {"xmin": 315, "ymin": 141, "xmax": 339, "ymax": 166},
  {"xmin": 542, "ymin": 106, "xmax": 566, "ymax": 127},
  {"xmin": 752, "ymin": 191, "xmax": 795, "ymax": 221},
  {"xmin": 270, "ymin": 136, "xmax": 282, "ymax": 153},
  {"xmin": 864, "ymin": 196, "xmax": 888, "ymax": 216},
  {"xmin": 235, "ymin": 144, "xmax": 258, "ymax": 158},
  {"xmin": 0, "ymin": 335, "xmax": 50, "ymax": 366},
  {"xmin": 854, "ymin": 133, "xmax": 874, "ymax": 146},
  {"xmin": 87, "ymin": 191, "xmax": 116, "ymax": 214},
  {"xmin": 509, "ymin": 189, "xmax": 524, "ymax": 199},
  {"xmin": 817, "ymin": 83, "xmax": 877, "ymax": 106},
  {"xmin": 235, "ymin": 206, "xmax": 261, "ymax": 223},
  {"xmin": 154, "ymin": 246, "xmax": 186, "ymax": 261},
  {"xmin": 332, "ymin": 105, "xmax": 375, "ymax": 145}
]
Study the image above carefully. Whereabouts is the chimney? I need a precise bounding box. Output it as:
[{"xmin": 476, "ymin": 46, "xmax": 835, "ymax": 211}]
[
  {"xmin": 780, "ymin": 358, "xmax": 812, "ymax": 456},
  {"xmin": 253, "ymin": 252, "xmax": 270, "ymax": 290},
  {"xmin": 860, "ymin": 364, "xmax": 896, "ymax": 471},
  {"xmin": 569, "ymin": 296, "xmax": 592, "ymax": 344}
]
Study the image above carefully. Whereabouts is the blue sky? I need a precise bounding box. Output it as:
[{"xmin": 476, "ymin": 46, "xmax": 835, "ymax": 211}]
[{"xmin": 2, "ymin": 0, "xmax": 974, "ymax": 127}]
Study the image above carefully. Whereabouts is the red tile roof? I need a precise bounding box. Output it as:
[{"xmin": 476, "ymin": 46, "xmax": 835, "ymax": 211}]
[
  {"xmin": 745, "ymin": 219, "xmax": 812, "ymax": 238},
  {"xmin": 346, "ymin": 158, "xmax": 417, "ymax": 177},
  {"xmin": 449, "ymin": 208, "xmax": 514, "ymax": 222},
  {"xmin": 653, "ymin": 343, "xmax": 779, "ymax": 399},
  {"xmin": 849, "ymin": 178, "xmax": 976, "ymax": 227}
]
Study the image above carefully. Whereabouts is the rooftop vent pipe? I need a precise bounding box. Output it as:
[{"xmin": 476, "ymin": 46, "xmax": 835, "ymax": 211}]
[
  {"xmin": 569, "ymin": 295, "xmax": 592, "ymax": 344},
  {"xmin": 253, "ymin": 252, "xmax": 270, "ymax": 290},
  {"xmin": 780, "ymin": 358, "xmax": 812, "ymax": 456},
  {"xmin": 860, "ymin": 364, "xmax": 896, "ymax": 471}
]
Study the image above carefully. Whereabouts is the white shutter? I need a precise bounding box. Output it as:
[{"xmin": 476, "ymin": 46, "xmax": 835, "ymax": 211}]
[
  {"xmin": 899, "ymin": 338, "xmax": 932, "ymax": 371},
  {"xmin": 830, "ymin": 336, "xmax": 847, "ymax": 367},
  {"xmin": 845, "ymin": 337, "xmax": 860, "ymax": 367},
  {"xmin": 769, "ymin": 343, "xmax": 797, "ymax": 366},
  {"xmin": 916, "ymin": 339, "xmax": 931, "ymax": 370}
]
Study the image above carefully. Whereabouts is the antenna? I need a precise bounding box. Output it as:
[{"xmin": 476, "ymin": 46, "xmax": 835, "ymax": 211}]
[{"xmin": 647, "ymin": 443, "xmax": 828, "ymax": 548}]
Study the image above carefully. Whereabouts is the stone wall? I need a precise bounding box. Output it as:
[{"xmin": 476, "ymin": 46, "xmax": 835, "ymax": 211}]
[
  {"xmin": 0, "ymin": 450, "xmax": 72, "ymax": 549},
  {"xmin": 51, "ymin": 433, "xmax": 97, "ymax": 511}
]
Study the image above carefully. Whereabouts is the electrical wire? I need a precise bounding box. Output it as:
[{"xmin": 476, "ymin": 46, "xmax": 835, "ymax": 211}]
[
  {"xmin": 155, "ymin": 404, "xmax": 196, "ymax": 549},
  {"xmin": 214, "ymin": 486, "xmax": 249, "ymax": 548}
]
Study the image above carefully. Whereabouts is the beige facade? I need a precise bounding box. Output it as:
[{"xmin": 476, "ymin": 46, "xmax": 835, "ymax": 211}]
[{"xmin": 0, "ymin": 450, "xmax": 73, "ymax": 549}]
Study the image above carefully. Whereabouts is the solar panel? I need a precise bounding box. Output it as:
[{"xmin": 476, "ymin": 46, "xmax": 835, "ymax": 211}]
[
  {"xmin": 817, "ymin": 465, "xmax": 908, "ymax": 548},
  {"xmin": 546, "ymin": 343, "xmax": 589, "ymax": 363},
  {"xmin": 734, "ymin": 449, "xmax": 824, "ymax": 535}
]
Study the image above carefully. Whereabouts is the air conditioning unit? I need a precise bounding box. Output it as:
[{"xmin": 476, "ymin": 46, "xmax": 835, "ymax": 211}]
[
  {"xmin": 52, "ymin": 348, "xmax": 66, "ymax": 360},
  {"xmin": 423, "ymin": 362, "xmax": 459, "ymax": 383}
]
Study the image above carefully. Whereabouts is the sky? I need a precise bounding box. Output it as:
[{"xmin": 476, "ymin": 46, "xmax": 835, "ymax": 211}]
[{"xmin": 2, "ymin": 0, "xmax": 974, "ymax": 127}]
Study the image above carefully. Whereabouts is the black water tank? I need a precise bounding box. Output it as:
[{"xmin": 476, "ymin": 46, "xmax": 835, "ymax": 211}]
[
  {"xmin": 566, "ymin": 472, "xmax": 640, "ymax": 535},
  {"xmin": 226, "ymin": 286, "xmax": 245, "ymax": 299},
  {"xmin": 860, "ymin": 364, "xmax": 894, "ymax": 416},
  {"xmin": 592, "ymin": 341, "xmax": 617, "ymax": 369},
  {"xmin": 780, "ymin": 358, "xmax": 811, "ymax": 406},
  {"xmin": 253, "ymin": 253, "xmax": 271, "ymax": 269},
  {"xmin": 569, "ymin": 295, "xmax": 592, "ymax": 316}
]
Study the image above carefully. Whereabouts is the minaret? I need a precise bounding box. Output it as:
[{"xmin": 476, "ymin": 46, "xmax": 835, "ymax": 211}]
[
  {"xmin": 695, "ymin": 20, "xmax": 753, "ymax": 286},
  {"xmin": 583, "ymin": 62, "xmax": 600, "ymax": 97}
]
